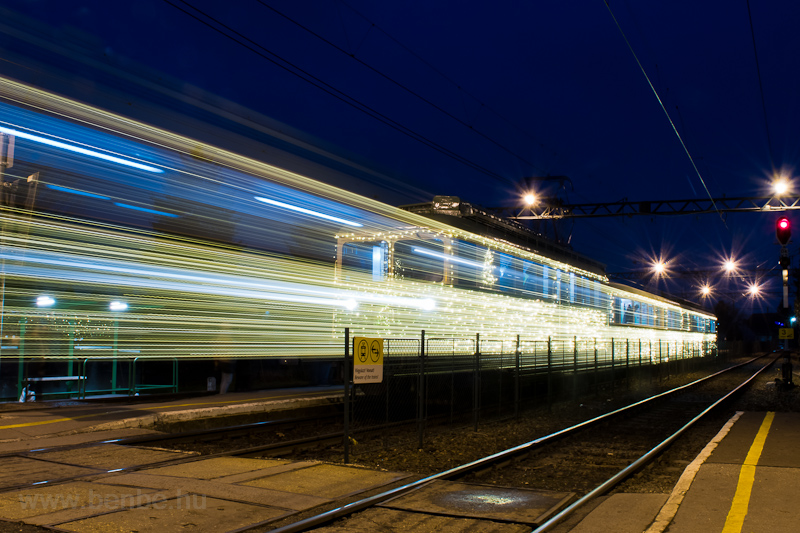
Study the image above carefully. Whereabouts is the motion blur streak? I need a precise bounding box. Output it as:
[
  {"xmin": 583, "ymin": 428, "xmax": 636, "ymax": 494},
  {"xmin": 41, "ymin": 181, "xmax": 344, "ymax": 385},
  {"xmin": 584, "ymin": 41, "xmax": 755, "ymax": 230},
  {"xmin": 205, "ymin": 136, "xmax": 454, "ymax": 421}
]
[
  {"xmin": 0, "ymin": 75, "xmax": 715, "ymax": 374},
  {"xmin": 0, "ymin": 124, "xmax": 163, "ymax": 173}
]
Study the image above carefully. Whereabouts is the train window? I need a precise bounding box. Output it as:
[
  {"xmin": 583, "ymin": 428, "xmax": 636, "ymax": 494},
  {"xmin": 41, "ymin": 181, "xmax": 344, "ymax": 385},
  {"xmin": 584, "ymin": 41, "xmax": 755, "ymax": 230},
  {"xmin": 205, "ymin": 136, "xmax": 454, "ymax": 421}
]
[
  {"xmin": 446, "ymin": 240, "xmax": 494, "ymax": 289},
  {"xmin": 341, "ymin": 241, "xmax": 388, "ymax": 281},
  {"xmin": 395, "ymin": 240, "xmax": 445, "ymax": 283},
  {"xmin": 568, "ymin": 272, "xmax": 576, "ymax": 303},
  {"xmin": 341, "ymin": 242, "xmax": 373, "ymax": 273},
  {"xmin": 496, "ymin": 253, "xmax": 523, "ymax": 293},
  {"xmin": 521, "ymin": 261, "xmax": 543, "ymax": 298},
  {"xmin": 542, "ymin": 266, "xmax": 558, "ymax": 300}
]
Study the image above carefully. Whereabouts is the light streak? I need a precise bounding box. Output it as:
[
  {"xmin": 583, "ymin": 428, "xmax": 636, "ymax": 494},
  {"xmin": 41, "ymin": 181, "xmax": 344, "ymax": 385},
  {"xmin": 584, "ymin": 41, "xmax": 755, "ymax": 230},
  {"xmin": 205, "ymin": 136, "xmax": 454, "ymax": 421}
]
[
  {"xmin": 44, "ymin": 184, "xmax": 111, "ymax": 200},
  {"xmin": 113, "ymin": 203, "xmax": 179, "ymax": 217},
  {"xmin": 0, "ymin": 246, "xmax": 436, "ymax": 311},
  {"xmin": 0, "ymin": 124, "xmax": 163, "ymax": 173},
  {"xmin": 254, "ymin": 196, "xmax": 362, "ymax": 227},
  {"xmin": 412, "ymin": 246, "xmax": 490, "ymax": 269},
  {"xmin": 0, "ymin": 75, "xmax": 716, "ymax": 365}
]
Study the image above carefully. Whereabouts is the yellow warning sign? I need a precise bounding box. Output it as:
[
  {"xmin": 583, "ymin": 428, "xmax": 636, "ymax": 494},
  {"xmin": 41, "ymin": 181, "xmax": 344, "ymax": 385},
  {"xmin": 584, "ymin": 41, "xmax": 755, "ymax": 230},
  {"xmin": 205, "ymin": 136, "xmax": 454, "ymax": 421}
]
[
  {"xmin": 353, "ymin": 337, "xmax": 384, "ymax": 383},
  {"xmin": 779, "ymin": 328, "xmax": 794, "ymax": 339}
]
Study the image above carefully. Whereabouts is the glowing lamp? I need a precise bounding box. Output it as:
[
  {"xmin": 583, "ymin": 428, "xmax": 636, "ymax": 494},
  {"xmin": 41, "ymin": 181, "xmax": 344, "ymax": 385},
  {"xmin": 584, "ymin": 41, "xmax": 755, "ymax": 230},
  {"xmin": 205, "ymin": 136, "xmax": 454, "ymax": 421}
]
[
  {"xmin": 777, "ymin": 217, "xmax": 791, "ymax": 246},
  {"xmin": 723, "ymin": 259, "xmax": 736, "ymax": 273},
  {"xmin": 35, "ymin": 295, "xmax": 55, "ymax": 307}
]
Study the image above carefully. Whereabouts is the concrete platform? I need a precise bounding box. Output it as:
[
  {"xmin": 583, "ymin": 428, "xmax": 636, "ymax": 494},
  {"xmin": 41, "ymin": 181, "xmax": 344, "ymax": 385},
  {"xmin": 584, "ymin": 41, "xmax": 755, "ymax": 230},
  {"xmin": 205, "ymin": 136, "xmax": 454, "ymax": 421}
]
[
  {"xmin": 574, "ymin": 411, "xmax": 800, "ymax": 533},
  {"xmin": 8, "ymin": 389, "xmax": 798, "ymax": 532},
  {"xmin": 0, "ymin": 451, "xmax": 412, "ymax": 532},
  {"xmin": 0, "ymin": 386, "xmax": 342, "ymax": 450}
]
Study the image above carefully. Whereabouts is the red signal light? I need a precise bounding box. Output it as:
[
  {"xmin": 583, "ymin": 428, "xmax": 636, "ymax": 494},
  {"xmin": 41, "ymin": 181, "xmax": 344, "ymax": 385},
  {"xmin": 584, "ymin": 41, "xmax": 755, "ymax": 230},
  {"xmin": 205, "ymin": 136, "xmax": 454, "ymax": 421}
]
[{"xmin": 777, "ymin": 217, "xmax": 792, "ymax": 245}]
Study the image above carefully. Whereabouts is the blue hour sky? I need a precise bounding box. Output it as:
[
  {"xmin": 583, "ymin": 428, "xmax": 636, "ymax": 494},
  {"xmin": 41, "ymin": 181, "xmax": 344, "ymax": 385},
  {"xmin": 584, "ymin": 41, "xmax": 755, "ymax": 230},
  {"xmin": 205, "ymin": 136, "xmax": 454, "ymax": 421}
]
[{"xmin": 2, "ymin": 0, "xmax": 800, "ymax": 309}]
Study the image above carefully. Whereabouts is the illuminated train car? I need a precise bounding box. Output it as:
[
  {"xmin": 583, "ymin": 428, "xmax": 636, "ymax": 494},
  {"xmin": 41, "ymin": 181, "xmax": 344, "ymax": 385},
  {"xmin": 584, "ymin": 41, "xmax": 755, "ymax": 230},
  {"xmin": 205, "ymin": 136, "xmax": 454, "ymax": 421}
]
[{"xmin": 0, "ymin": 76, "xmax": 715, "ymax": 400}]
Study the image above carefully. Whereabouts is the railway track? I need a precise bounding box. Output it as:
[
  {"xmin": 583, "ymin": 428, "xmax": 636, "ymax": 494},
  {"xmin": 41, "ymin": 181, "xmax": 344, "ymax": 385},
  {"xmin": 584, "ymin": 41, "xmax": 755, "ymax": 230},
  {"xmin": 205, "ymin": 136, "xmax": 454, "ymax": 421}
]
[
  {"xmin": 262, "ymin": 354, "xmax": 773, "ymax": 532},
  {"xmin": 0, "ymin": 355, "xmax": 773, "ymax": 532}
]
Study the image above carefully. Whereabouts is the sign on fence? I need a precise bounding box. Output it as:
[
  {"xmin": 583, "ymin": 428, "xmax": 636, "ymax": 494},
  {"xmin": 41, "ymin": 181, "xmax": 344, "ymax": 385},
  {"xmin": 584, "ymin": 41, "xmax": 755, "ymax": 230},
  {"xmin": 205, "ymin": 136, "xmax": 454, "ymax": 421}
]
[{"xmin": 353, "ymin": 337, "xmax": 384, "ymax": 383}]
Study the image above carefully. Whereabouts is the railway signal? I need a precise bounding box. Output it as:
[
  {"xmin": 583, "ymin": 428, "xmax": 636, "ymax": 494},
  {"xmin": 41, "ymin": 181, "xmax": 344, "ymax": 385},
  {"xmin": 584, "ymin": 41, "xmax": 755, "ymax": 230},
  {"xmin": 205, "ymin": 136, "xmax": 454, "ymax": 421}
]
[{"xmin": 777, "ymin": 217, "xmax": 791, "ymax": 246}]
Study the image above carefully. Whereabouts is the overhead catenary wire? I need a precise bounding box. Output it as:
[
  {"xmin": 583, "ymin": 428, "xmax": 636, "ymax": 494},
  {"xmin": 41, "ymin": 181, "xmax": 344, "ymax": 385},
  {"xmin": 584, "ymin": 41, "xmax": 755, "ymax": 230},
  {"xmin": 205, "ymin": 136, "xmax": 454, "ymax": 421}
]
[
  {"xmin": 162, "ymin": 0, "xmax": 518, "ymax": 188},
  {"xmin": 336, "ymin": 0, "xmax": 560, "ymax": 159},
  {"xmin": 256, "ymin": 0, "xmax": 548, "ymax": 175},
  {"xmin": 746, "ymin": 0, "xmax": 775, "ymax": 171},
  {"xmin": 602, "ymin": 1, "xmax": 726, "ymax": 227}
]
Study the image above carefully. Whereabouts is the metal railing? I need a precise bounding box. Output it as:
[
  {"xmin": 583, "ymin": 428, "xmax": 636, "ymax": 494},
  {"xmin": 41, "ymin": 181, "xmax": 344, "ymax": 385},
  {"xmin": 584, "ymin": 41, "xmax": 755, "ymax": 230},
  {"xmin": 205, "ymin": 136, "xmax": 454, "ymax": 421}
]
[{"xmin": 342, "ymin": 329, "xmax": 718, "ymax": 460}]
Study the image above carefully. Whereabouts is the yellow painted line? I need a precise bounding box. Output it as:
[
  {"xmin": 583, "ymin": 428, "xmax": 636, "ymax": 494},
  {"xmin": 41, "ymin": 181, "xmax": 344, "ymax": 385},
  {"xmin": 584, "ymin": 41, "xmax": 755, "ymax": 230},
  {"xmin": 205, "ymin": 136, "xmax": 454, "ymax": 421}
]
[
  {"xmin": 0, "ymin": 409, "xmax": 134, "ymax": 430},
  {"xmin": 722, "ymin": 411, "xmax": 775, "ymax": 533}
]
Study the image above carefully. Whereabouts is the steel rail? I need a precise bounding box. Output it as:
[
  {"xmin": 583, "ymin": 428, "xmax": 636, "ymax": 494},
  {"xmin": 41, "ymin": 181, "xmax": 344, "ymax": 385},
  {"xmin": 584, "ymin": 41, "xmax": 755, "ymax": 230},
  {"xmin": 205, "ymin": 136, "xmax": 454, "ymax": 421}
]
[
  {"xmin": 531, "ymin": 355, "xmax": 775, "ymax": 532},
  {"xmin": 267, "ymin": 355, "xmax": 765, "ymax": 533}
]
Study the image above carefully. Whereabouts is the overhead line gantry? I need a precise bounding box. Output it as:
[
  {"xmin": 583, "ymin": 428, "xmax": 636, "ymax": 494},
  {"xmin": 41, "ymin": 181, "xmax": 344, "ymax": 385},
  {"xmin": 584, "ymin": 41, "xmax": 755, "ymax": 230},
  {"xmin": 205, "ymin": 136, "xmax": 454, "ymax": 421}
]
[{"xmin": 495, "ymin": 195, "xmax": 800, "ymax": 220}]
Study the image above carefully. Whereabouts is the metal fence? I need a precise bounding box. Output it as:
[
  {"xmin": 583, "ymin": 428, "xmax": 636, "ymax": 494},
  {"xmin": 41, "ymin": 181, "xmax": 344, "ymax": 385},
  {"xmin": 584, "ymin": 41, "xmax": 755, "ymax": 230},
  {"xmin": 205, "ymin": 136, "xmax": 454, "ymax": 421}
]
[{"xmin": 342, "ymin": 329, "xmax": 718, "ymax": 461}]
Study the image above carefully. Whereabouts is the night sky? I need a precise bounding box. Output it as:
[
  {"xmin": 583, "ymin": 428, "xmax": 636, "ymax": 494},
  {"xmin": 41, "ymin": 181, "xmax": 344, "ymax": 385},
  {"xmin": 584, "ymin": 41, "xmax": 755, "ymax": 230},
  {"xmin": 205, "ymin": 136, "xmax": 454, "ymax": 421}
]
[{"xmin": 3, "ymin": 0, "xmax": 800, "ymax": 311}]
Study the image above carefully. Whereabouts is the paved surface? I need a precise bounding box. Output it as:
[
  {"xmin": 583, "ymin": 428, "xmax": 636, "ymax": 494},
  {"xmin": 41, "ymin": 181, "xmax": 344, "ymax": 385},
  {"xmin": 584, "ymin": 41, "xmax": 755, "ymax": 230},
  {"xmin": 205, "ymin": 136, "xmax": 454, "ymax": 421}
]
[
  {"xmin": 0, "ymin": 386, "xmax": 343, "ymax": 450},
  {"xmin": 573, "ymin": 411, "xmax": 800, "ymax": 533},
  {"xmin": 4, "ymin": 391, "xmax": 797, "ymax": 532},
  {"xmin": 0, "ymin": 389, "xmax": 575, "ymax": 532}
]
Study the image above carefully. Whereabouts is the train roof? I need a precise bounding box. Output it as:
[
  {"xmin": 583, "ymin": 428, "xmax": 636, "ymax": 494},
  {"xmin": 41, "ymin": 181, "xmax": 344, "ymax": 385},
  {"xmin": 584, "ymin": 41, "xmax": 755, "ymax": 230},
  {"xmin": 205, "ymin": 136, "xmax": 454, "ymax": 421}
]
[{"xmin": 400, "ymin": 196, "xmax": 606, "ymax": 277}]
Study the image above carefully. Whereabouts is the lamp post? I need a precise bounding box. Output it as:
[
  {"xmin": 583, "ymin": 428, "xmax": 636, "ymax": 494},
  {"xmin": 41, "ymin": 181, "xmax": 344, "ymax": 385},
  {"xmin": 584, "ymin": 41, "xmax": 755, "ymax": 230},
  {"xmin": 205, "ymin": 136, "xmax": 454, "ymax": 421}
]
[{"xmin": 109, "ymin": 301, "xmax": 127, "ymax": 394}]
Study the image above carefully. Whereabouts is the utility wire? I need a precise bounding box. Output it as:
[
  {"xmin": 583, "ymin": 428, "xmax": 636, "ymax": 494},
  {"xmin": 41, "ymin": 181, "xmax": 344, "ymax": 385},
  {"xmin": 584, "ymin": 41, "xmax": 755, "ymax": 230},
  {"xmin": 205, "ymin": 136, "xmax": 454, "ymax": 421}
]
[
  {"xmin": 602, "ymin": 1, "xmax": 726, "ymax": 227},
  {"xmin": 746, "ymin": 0, "xmax": 774, "ymax": 170},
  {"xmin": 337, "ymin": 0, "xmax": 559, "ymax": 159},
  {"xmin": 256, "ymin": 0, "xmax": 546, "ymax": 174},
  {"xmin": 162, "ymin": 0, "xmax": 517, "ymax": 187}
]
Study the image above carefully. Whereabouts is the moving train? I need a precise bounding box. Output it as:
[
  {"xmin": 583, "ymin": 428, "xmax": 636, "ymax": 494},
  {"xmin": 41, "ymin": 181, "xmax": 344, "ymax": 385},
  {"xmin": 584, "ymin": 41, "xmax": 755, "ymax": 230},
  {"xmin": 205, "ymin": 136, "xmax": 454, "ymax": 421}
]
[{"xmin": 0, "ymin": 76, "xmax": 716, "ymax": 400}]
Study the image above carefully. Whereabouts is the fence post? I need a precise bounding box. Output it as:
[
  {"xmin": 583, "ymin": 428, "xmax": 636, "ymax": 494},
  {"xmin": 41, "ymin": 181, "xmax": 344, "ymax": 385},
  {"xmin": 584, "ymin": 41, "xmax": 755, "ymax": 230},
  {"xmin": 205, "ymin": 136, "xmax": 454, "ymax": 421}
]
[
  {"xmin": 498, "ymin": 342, "xmax": 503, "ymax": 416},
  {"xmin": 610, "ymin": 338, "xmax": 615, "ymax": 394},
  {"xmin": 418, "ymin": 330, "xmax": 425, "ymax": 450},
  {"xmin": 626, "ymin": 338, "xmax": 630, "ymax": 390},
  {"xmin": 515, "ymin": 334, "xmax": 520, "ymax": 418},
  {"xmin": 450, "ymin": 339, "xmax": 455, "ymax": 424},
  {"xmin": 594, "ymin": 338, "xmax": 598, "ymax": 396},
  {"xmin": 343, "ymin": 328, "xmax": 350, "ymax": 464},
  {"xmin": 667, "ymin": 342, "xmax": 670, "ymax": 380},
  {"xmin": 573, "ymin": 335, "xmax": 578, "ymax": 401},
  {"xmin": 474, "ymin": 333, "xmax": 480, "ymax": 432},
  {"xmin": 547, "ymin": 336, "xmax": 553, "ymax": 410}
]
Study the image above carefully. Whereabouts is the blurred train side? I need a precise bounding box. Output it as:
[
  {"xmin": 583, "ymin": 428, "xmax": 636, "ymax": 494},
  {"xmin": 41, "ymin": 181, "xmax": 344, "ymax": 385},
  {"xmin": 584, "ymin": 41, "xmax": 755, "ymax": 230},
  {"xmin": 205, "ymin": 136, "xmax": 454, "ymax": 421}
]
[{"xmin": 0, "ymin": 77, "xmax": 715, "ymax": 399}]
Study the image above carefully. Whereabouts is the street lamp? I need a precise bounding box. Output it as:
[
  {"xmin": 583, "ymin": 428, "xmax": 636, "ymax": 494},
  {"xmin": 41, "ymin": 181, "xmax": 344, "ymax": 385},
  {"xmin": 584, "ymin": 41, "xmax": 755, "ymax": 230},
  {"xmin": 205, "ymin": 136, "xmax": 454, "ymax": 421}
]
[
  {"xmin": 748, "ymin": 283, "xmax": 760, "ymax": 296},
  {"xmin": 701, "ymin": 285, "xmax": 711, "ymax": 296},
  {"xmin": 523, "ymin": 193, "xmax": 536, "ymax": 206},
  {"xmin": 723, "ymin": 258, "xmax": 736, "ymax": 273},
  {"xmin": 774, "ymin": 179, "xmax": 790, "ymax": 196}
]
